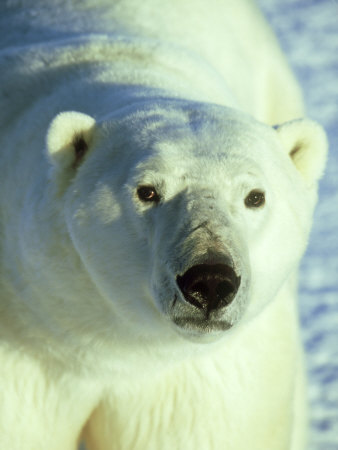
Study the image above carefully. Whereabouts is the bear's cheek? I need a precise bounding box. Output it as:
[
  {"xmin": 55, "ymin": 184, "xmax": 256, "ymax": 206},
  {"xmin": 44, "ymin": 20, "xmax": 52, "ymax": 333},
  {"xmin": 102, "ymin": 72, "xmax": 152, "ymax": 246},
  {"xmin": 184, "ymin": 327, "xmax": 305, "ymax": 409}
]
[
  {"xmin": 244, "ymin": 200, "xmax": 308, "ymax": 318},
  {"xmin": 64, "ymin": 184, "xmax": 152, "ymax": 296}
]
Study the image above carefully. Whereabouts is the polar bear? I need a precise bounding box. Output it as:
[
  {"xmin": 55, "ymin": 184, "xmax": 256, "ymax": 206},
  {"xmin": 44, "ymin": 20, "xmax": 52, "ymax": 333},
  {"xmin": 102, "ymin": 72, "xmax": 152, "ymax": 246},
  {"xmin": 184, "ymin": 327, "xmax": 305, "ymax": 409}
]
[{"xmin": 0, "ymin": 0, "xmax": 327, "ymax": 449}]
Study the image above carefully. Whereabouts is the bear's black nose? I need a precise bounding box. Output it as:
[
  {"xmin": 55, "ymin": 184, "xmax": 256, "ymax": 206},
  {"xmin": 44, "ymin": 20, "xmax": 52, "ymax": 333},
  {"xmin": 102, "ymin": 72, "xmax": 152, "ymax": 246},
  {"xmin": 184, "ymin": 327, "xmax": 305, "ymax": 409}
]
[{"xmin": 176, "ymin": 263, "xmax": 240, "ymax": 313}]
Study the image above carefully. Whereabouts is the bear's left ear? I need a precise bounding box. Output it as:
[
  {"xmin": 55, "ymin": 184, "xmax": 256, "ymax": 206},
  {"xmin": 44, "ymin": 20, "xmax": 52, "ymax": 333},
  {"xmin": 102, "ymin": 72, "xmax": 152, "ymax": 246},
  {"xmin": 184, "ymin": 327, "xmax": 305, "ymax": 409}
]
[
  {"xmin": 274, "ymin": 119, "xmax": 328, "ymax": 185},
  {"xmin": 47, "ymin": 111, "xmax": 96, "ymax": 170}
]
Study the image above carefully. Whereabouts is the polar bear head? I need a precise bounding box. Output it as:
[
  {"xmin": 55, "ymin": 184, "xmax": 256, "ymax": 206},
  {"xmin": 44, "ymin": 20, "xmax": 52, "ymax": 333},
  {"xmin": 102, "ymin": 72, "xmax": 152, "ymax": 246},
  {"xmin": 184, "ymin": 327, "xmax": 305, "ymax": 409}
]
[{"xmin": 46, "ymin": 101, "xmax": 327, "ymax": 342}]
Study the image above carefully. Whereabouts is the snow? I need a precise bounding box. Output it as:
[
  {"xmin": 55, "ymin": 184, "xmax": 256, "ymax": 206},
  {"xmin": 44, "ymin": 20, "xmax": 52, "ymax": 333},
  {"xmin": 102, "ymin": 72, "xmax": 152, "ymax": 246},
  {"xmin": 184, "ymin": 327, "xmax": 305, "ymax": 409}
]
[{"xmin": 257, "ymin": 0, "xmax": 338, "ymax": 448}]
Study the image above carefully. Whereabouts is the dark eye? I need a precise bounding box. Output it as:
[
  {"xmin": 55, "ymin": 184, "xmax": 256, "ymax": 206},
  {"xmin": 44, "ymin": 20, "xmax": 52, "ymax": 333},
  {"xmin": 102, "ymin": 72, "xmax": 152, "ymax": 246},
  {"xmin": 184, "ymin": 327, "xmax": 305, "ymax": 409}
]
[
  {"xmin": 244, "ymin": 190, "xmax": 265, "ymax": 208},
  {"xmin": 137, "ymin": 185, "xmax": 160, "ymax": 203}
]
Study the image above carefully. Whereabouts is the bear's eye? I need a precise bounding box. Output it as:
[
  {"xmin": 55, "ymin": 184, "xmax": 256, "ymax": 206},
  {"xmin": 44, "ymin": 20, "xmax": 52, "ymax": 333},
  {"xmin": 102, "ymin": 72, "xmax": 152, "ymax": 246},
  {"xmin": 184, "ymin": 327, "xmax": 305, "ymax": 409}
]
[
  {"xmin": 244, "ymin": 190, "xmax": 265, "ymax": 208},
  {"xmin": 137, "ymin": 185, "xmax": 160, "ymax": 203}
]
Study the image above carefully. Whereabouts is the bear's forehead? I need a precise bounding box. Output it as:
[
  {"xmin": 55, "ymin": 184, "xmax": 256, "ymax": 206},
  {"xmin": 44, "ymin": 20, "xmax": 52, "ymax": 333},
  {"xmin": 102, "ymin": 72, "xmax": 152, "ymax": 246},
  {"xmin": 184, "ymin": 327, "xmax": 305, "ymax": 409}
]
[
  {"xmin": 136, "ymin": 122, "xmax": 277, "ymax": 173},
  {"xmin": 132, "ymin": 148, "xmax": 267, "ymax": 192},
  {"xmin": 99, "ymin": 102, "xmax": 288, "ymax": 191},
  {"xmin": 109, "ymin": 103, "xmax": 279, "ymax": 164}
]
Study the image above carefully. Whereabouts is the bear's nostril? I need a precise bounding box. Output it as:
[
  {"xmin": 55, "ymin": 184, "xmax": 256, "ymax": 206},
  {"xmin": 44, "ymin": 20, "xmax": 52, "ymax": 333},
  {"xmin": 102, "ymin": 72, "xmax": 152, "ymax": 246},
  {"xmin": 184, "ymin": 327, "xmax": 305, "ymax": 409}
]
[
  {"xmin": 191, "ymin": 281, "xmax": 209, "ymax": 299},
  {"xmin": 216, "ymin": 280, "xmax": 236, "ymax": 305},
  {"xmin": 176, "ymin": 263, "xmax": 240, "ymax": 313}
]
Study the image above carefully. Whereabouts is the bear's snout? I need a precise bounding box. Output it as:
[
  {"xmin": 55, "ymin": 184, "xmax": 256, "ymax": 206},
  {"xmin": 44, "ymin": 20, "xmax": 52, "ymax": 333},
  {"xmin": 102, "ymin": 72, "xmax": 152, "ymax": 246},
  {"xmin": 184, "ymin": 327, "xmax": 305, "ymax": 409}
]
[{"xmin": 176, "ymin": 262, "xmax": 241, "ymax": 314}]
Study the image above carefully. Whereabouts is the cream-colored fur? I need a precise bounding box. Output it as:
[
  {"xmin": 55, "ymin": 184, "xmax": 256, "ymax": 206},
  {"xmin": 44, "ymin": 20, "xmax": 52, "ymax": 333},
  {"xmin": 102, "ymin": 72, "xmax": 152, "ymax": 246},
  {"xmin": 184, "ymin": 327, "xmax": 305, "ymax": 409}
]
[{"xmin": 0, "ymin": 0, "xmax": 327, "ymax": 449}]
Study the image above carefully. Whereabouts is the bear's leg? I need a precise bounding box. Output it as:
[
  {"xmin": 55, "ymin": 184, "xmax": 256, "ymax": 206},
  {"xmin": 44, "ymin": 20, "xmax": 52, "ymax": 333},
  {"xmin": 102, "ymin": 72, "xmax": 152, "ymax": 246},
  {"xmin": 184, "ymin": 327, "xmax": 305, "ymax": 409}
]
[
  {"xmin": 0, "ymin": 350, "xmax": 98, "ymax": 450},
  {"xmin": 80, "ymin": 401, "xmax": 117, "ymax": 450}
]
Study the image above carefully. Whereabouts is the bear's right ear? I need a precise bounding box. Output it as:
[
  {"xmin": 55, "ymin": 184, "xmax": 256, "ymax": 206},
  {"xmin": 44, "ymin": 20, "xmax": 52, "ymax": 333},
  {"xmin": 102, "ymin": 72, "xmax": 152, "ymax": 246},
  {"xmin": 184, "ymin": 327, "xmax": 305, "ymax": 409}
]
[
  {"xmin": 47, "ymin": 111, "xmax": 96, "ymax": 171},
  {"xmin": 274, "ymin": 118, "xmax": 328, "ymax": 186}
]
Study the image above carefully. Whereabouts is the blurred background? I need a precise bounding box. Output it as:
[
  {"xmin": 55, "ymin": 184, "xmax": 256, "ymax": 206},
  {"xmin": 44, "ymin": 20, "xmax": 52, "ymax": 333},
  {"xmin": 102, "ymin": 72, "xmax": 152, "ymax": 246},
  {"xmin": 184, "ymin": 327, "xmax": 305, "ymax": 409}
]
[{"xmin": 257, "ymin": 1, "xmax": 338, "ymax": 448}]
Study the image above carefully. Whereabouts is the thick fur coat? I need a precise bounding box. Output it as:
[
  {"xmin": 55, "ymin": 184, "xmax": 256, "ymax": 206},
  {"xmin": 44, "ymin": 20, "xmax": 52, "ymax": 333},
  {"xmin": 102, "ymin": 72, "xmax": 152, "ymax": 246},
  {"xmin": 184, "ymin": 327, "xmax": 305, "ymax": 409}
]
[{"xmin": 0, "ymin": 0, "xmax": 327, "ymax": 449}]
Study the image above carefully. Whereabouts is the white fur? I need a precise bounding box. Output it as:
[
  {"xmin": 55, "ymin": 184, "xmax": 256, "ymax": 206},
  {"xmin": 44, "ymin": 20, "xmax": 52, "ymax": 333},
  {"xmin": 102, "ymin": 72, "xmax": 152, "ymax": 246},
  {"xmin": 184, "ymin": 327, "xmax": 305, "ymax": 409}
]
[{"xmin": 0, "ymin": 0, "xmax": 328, "ymax": 449}]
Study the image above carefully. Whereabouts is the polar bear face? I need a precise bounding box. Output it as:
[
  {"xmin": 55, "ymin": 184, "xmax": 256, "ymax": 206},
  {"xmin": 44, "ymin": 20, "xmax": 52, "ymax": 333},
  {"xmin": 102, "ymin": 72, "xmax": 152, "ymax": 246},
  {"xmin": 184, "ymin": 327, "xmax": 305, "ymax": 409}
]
[{"xmin": 47, "ymin": 101, "xmax": 327, "ymax": 342}]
